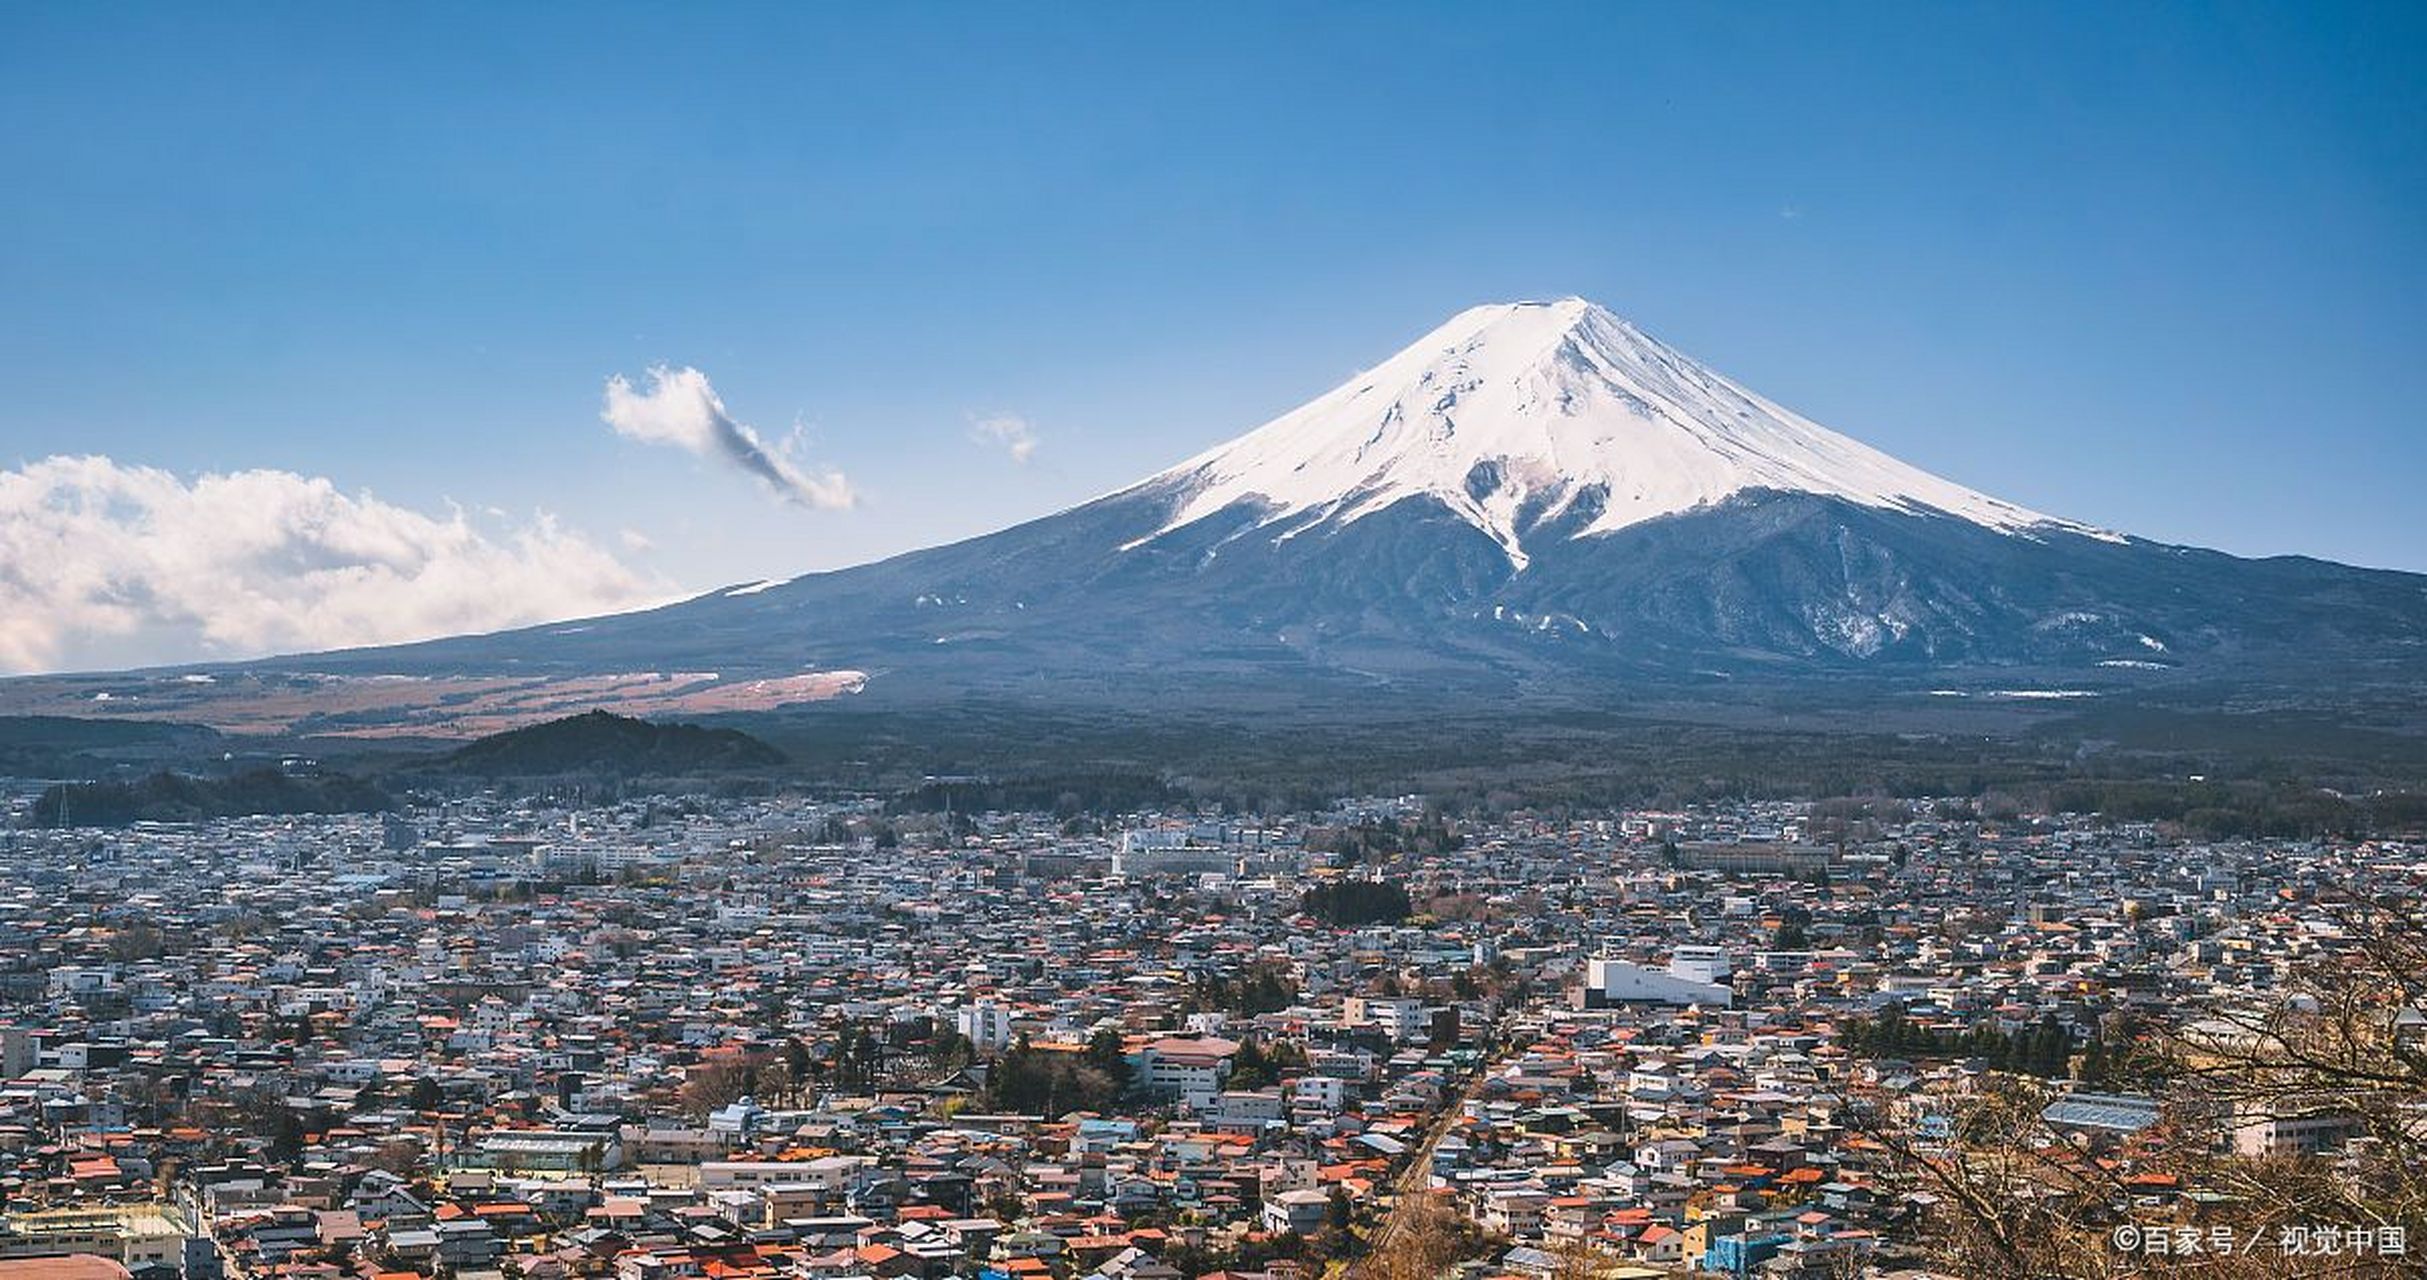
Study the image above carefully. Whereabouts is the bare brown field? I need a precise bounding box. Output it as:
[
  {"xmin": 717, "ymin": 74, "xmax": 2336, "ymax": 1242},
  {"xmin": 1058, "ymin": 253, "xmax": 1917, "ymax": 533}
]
[{"xmin": 0, "ymin": 669, "xmax": 867, "ymax": 738}]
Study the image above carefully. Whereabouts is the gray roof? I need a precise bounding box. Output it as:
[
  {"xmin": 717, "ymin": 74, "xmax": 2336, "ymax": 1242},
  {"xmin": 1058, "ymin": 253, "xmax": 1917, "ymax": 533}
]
[{"xmin": 2040, "ymin": 1092, "xmax": 2160, "ymax": 1133}]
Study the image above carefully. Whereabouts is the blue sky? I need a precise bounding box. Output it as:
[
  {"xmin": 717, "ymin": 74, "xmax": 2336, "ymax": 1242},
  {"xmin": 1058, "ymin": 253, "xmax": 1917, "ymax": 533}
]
[{"xmin": 1, "ymin": 3, "xmax": 2421, "ymax": 667}]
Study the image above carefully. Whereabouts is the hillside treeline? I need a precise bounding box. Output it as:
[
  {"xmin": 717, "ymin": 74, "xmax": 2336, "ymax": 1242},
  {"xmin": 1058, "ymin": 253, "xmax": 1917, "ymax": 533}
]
[{"xmin": 31, "ymin": 768, "xmax": 393, "ymax": 827}]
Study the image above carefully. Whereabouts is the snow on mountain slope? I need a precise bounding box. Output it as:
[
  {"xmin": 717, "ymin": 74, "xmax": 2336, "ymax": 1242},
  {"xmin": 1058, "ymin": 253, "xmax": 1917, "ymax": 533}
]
[
  {"xmin": 1127, "ymin": 298, "xmax": 2111, "ymax": 567},
  {"xmin": 75, "ymin": 294, "xmax": 2423, "ymax": 714}
]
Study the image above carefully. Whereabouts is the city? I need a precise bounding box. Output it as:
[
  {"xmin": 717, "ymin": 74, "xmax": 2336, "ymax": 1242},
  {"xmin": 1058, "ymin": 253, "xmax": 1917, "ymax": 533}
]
[{"xmin": 2, "ymin": 787, "xmax": 2418, "ymax": 1278}]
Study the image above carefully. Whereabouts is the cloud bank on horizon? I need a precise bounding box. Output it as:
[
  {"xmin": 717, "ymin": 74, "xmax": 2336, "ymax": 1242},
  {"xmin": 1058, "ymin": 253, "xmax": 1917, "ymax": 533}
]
[
  {"xmin": 0, "ymin": 455, "xmax": 667, "ymax": 674},
  {"xmin": 603, "ymin": 365, "xmax": 857, "ymax": 509}
]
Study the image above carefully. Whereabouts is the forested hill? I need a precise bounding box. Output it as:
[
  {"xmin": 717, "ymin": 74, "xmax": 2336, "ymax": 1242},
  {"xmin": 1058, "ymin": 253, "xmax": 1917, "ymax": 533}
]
[
  {"xmin": 435, "ymin": 710, "xmax": 787, "ymax": 777},
  {"xmin": 0, "ymin": 715, "xmax": 222, "ymax": 777},
  {"xmin": 31, "ymin": 768, "xmax": 392, "ymax": 827}
]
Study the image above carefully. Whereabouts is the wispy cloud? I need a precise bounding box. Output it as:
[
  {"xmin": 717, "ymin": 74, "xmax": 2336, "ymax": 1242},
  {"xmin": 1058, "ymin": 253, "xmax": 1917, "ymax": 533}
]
[
  {"xmin": 602, "ymin": 365, "xmax": 857, "ymax": 508},
  {"xmin": 970, "ymin": 413, "xmax": 1040, "ymax": 465},
  {"xmin": 0, "ymin": 455, "xmax": 667, "ymax": 674}
]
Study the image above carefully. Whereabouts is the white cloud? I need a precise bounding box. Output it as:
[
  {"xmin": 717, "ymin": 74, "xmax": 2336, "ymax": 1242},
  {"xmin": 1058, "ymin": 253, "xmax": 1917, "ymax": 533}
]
[
  {"xmin": 0, "ymin": 455, "xmax": 668, "ymax": 675},
  {"xmin": 602, "ymin": 365, "xmax": 856, "ymax": 508},
  {"xmin": 971, "ymin": 413, "xmax": 1040, "ymax": 465}
]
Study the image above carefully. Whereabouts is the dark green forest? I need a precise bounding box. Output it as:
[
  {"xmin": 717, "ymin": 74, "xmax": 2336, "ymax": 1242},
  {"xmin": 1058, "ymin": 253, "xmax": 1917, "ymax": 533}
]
[
  {"xmin": 1300, "ymin": 878, "xmax": 1414, "ymax": 927},
  {"xmin": 6, "ymin": 694, "xmax": 2425, "ymax": 834},
  {"xmin": 31, "ymin": 767, "xmax": 392, "ymax": 827}
]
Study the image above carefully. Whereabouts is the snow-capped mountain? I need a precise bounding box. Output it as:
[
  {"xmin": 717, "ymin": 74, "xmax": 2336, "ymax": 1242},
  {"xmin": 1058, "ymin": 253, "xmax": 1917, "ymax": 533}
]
[
  {"xmin": 1132, "ymin": 298, "xmax": 2104, "ymax": 568},
  {"xmin": 197, "ymin": 298, "xmax": 2427, "ymax": 715}
]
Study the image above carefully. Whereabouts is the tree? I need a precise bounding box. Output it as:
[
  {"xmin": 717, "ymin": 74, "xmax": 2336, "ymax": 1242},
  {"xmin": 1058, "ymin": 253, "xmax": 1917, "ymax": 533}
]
[
  {"xmin": 1084, "ymin": 1028, "xmax": 1134, "ymax": 1093},
  {"xmin": 1189, "ymin": 962, "xmax": 1299, "ymax": 1015},
  {"xmin": 2076, "ymin": 1036, "xmax": 2110, "ymax": 1086},
  {"xmin": 987, "ymin": 1034, "xmax": 1124, "ymax": 1115},
  {"xmin": 1300, "ymin": 879, "xmax": 1413, "ymax": 927},
  {"xmin": 106, "ymin": 922, "xmax": 167, "ymax": 962},
  {"xmin": 755, "ymin": 1058, "xmax": 795, "ymax": 1109},
  {"xmin": 784, "ymin": 1037, "xmax": 814, "ymax": 1097},
  {"xmin": 367, "ymin": 1137, "xmax": 423, "ymax": 1178},
  {"xmin": 1229, "ymin": 1040, "xmax": 1277, "ymax": 1091},
  {"xmin": 266, "ymin": 1105, "xmax": 307, "ymax": 1165},
  {"xmin": 828, "ymin": 1023, "xmax": 885, "ymax": 1093},
  {"xmin": 1427, "ymin": 1006, "xmax": 1460, "ymax": 1049},
  {"xmin": 679, "ymin": 1058, "xmax": 757, "ymax": 1119},
  {"xmin": 929, "ymin": 1027, "xmax": 975, "ymax": 1073},
  {"xmin": 1547, "ymin": 1239, "xmax": 1614, "ymax": 1280},
  {"xmin": 2157, "ymin": 891, "xmax": 2427, "ymax": 1236},
  {"xmin": 1847, "ymin": 889, "xmax": 2427, "ymax": 1279},
  {"xmin": 1360, "ymin": 1193, "xmax": 1481, "ymax": 1280}
]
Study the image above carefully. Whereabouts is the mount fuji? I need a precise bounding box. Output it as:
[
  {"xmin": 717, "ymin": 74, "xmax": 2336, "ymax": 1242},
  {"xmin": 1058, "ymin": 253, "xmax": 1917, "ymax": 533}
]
[
  {"xmin": 1135, "ymin": 299, "xmax": 2106, "ymax": 569},
  {"xmin": 30, "ymin": 299, "xmax": 2427, "ymax": 731}
]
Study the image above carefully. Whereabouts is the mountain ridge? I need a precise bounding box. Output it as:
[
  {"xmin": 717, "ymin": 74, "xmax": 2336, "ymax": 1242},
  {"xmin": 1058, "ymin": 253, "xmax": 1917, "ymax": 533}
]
[{"xmin": 5, "ymin": 297, "xmax": 2421, "ymax": 734}]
